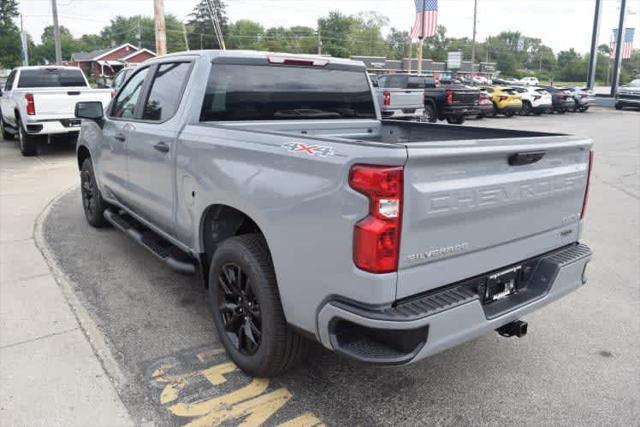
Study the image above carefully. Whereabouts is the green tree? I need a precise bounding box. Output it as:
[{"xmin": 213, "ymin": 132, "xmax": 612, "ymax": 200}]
[
  {"xmin": 100, "ymin": 15, "xmax": 186, "ymax": 53},
  {"xmin": 318, "ymin": 12, "xmax": 357, "ymax": 58},
  {"xmin": 0, "ymin": 0, "xmax": 21, "ymax": 68},
  {"xmin": 386, "ymin": 28, "xmax": 409, "ymax": 60},
  {"xmin": 227, "ymin": 20, "xmax": 264, "ymax": 50},
  {"xmin": 31, "ymin": 25, "xmax": 81, "ymax": 64},
  {"xmin": 351, "ymin": 12, "xmax": 388, "ymax": 57},
  {"xmin": 186, "ymin": 0, "xmax": 228, "ymax": 50}
]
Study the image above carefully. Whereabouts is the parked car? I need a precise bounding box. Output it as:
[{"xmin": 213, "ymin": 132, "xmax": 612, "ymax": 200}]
[
  {"xmin": 0, "ymin": 66, "xmax": 112, "ymax": 155},
  {"xmin": 561, "ymin": 87, "xmax": 591, "ymax": 112},
  {"xmin": 481, "ymin": 86, "xmax": 523, "ymax": 117},
  {"xmin": 378, "ymin": 74, "xmax": 480, "ymax": 124},
  {"xmin": 75, "ymin": 50, "xmax": 593, "ymax": 377},
  {"xmin": 375, "ymin": 75, "xmax": 425, "ymax": 120},
  {"xmin": 510, "ymin": 86, "xmax": 552, "ymax": 115},
  {"xmin": 477, "ymin": 91, "xmax": 495, "ymax": 118},
  {"xmin": 538, "ymin": 85, "xmax": 575, "ymax": 114},
  {"xmin": 615, "ymin": 78, "xmax": 640, "ymax": 110},
  {"xmin": 520, "ymin": 77, "xmax": 539, "ymax": 86}
]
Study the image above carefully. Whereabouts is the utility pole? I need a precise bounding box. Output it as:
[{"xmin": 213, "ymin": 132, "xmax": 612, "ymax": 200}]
[
  {"xmin": 610, "ymin": 0, "xmax": 626, "ymax": 96},
  {"xmin": 20, "ymin": 14, "xmax": 29, "ymax": 66},
  {"xmin": 417, "ymin": 0, "xmax": 425, "ymax": 73},
  {"xmin": 137, "ymin": 16, "xmax": 142, "ymax": 49},
  {"xmin": 470, "ymin": 0, "xmax": 478, "ymax": 77},
  {"xmin": 586, "ymin": 0, "xmax": 602, "ymax": 90},
  {"xmin": 50, "ymin": 0, "xmax": 62, "ymax": 64},
  {"xmin": 317, "ymin": 29, "xmax": 322, "ymax": 55},
  {"xmin": 182, "ymin": 23, "xmax": 190, "ymax": 50},
  {"xmin": 154, "ymin": 0, "xmax": 167, "ymax": 56}
]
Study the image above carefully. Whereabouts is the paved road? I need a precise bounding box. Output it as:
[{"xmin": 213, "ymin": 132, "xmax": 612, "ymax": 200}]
[{"xmin": 42, "ymin": 108, "xmax": 639, "ymax": 426}]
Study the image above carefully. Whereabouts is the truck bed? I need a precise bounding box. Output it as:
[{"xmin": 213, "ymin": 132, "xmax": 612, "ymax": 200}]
[{"xmin": 208, "ymin": 119, "xmax": 563, "ymax": 145}]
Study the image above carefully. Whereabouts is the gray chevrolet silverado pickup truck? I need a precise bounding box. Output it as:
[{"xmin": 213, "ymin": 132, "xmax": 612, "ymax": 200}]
[{"xmin": 74, "ymin": 51, "xmax": 593, "ymax": 377}]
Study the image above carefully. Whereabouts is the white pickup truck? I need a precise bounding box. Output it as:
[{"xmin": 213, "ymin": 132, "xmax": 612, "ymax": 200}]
[{"xmin": 0, "ymin": 66, "xmax": 112, "ymax": 156}]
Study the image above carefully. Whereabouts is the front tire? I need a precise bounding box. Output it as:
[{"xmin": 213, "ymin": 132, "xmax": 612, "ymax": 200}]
[
  {"xmin": 80, "ymin": 158, "xmax": 109, "ymax": 227},
  {"xmin": 615, "ymin": 103, "xmax": 623, "ymax": 110},
  {"xmin": 209, "ymin": 234, "xmax": 307, "ymax": 377},
  {"xmin": 521, "ymin": 101, "xmax": 532, "ymax": 116},
  {"xmin": 446, "ymin": 116, "xmax": 465, "ymax": 124},
  {"xmin": 0, "ymin": 115, "xmax": 15, "ymax": 140}
]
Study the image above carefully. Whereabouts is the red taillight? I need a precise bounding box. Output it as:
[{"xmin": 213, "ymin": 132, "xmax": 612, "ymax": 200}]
[
  {"xmin": 25, "ymin": 93, "xmax": 35, "ymax": 115},
  {"xmin": 533, "ymin": 95, "xmax": 541, "ymax": 101},
  {"xmin": 580, "ymin": 150, "xmax": 593, "ymax": 219},
  {"xmin": 446, "ymin": 90, "xmax": 454, "ymax": 104},
  {"xmin": 499, "ymin": 95, "xmax": 508, "ymax": 101},
  {"xmin": 111, "ymin": 89, "xmax": 116, "ymax": 98},
  {"xmin": 349, "ymin": 165, "xmax": 403, "ymax": 273},
  {"xmin": 383, "ymin": 90, "xmax": 391, "ymax": 106}
]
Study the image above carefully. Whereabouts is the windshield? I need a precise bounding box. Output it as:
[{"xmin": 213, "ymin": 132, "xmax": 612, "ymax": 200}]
[
  {"xmin": 626, "ymin": 79, "xmax": 640, "ymax": 87},
  {"xmin": 200, "ymin": 64, "xmax": 376, "ymax": 121},
  {"xmin": 18, "ymin": 68, "xmax": 87, "ymax": 88}
]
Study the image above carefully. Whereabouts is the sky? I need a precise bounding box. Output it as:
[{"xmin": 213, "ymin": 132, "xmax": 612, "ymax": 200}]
[{"xmin": 17, "ymin": 0, "xmax": 640, "ymax": 54}]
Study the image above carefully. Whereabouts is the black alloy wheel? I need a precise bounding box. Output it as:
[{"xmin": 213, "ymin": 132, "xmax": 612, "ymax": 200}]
[
  {"xmin": 217, "ymin": 262, "xmax": 262, "ymax": 355},
  {"xmin": 80, "ymin": 158, "xmax": 109, "ymax": 227}
]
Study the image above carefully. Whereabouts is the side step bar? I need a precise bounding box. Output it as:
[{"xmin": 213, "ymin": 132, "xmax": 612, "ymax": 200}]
[{"xmin": 104, "ymin": 208, "xmax": 196, "ymax": 275}]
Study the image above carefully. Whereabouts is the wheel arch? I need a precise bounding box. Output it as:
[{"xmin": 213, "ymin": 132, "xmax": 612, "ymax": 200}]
[
  {"xmin": 77, "ymin": 145, "xmax": 91, "ymax": 170},
  {"xmin": 198, "ymin": 204, "xmax": 273, "ymax": 288}
]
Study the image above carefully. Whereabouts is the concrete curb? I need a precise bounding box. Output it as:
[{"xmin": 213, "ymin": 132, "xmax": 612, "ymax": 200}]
[{"xmin": 33, "ymin": 184, "xmax": 133, "ymax": 424}]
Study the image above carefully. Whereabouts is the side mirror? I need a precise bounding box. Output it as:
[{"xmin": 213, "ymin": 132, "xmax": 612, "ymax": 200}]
[
  {"xmin": 75, "ymin": 101, "xmax": 104, "ymax": 127},
  {"xmin": 75, "ymin": 101, "xmax": 103, "ymax": 120}
]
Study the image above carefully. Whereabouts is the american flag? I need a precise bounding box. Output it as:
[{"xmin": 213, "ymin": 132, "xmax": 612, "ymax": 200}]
[
  {"xmin": 410, "ymin": 0, "xmax": 438, "ymax": 40},
  {"xmin": 622, "ymin": 28, "xmax": 635, "ymax": 59},
  {"xmin": 611, "ymin": 28, "xmax": 635, "ymax": 59}
]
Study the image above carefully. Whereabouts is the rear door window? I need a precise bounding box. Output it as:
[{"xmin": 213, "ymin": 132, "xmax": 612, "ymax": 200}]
[
  {"xmin": 141, "ymin": 62, "xmax": 192, "ymax": 121},
  {"xmin": 17, "ymin": 68, "xmax": 87, "ymax": 88},
  {"xmin": 200, "ymin": 64, "xmax": 376, "ymax": 121}
]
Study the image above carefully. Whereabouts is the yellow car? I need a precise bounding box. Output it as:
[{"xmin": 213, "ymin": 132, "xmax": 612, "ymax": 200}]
[{"xmin": 481, "ymin": 86, "xmax": 522, "ymax": 117}]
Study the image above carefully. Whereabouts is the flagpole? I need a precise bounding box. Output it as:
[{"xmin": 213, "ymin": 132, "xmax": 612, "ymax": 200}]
[
  {"xmin": 610, "ymin": 0, "xmax": 626, "ymax": 96},
  {"xmin": 417, "ymin": 0, "xmax": 426, "ymax": 73}
]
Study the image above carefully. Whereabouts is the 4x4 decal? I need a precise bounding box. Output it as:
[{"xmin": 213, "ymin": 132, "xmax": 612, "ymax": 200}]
[{"xmin": 281, "ymin": 142, "xmax": 334, "ymax": 157}]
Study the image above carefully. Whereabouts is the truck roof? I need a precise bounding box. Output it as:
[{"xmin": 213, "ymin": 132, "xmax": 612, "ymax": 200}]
[
  {"xmin": 13, "ymin": 65, "xmax": 83, "ymax": 71},
  {"xmin": 154, "ymin": 49, "xmax": 366, "ymax": 69}
]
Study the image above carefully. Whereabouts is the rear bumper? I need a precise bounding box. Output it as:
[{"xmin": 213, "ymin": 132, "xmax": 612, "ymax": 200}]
[
  {"xmin": 498, "ymin": 104, "xmax": 522, "ymax": 113},
  {"xmin": 316, "ymin": 243, "xmax": 591, "ymax": 365},
  {"xmin": 616, "ymin": 97, "xmax": 640, "ymax": 106},
  {"xmin": 22, "ymin": 118, "xmax": 81, "ymax": 135},
  {"xmin": 531, "ymin": 103, "xmax": 552, "ymax": 113},
  {"xmin": 441, "ymin": 105, "xmax": 481, "ymax": 117},
  {"xmin": 381, "ymin": 108, "xmax": 425, "ymax": 119}
]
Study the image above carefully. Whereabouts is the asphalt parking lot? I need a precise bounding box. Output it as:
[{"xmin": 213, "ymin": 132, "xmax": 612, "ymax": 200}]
[{"xmin": 6, "ymin": 107, "xmax": 639, "ymax": 426}]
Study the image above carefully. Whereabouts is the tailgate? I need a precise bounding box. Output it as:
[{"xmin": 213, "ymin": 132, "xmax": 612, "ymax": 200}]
[
  {"xmin": 451, "ymin": 88, "xmax": 479, "ymax": 106},
  {"xmin": 32, "ymin": 89, "xmax": 111, "ymax": 118},
  {"xmin": 397, "ymin": 135, "xmax": 592, "ymax": 299},
  {"xmin": 382, "ymin": 89, "xmax": 423, "ymax": 110}
]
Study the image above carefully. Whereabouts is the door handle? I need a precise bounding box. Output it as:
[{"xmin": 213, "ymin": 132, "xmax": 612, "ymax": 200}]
[
  {"xmin": 114, "ymin": 134, "xmax": 126, "ymax": 142},
  {"xmin": 154, "ymin": 141, "xmax": 170, "ymax": 153}
]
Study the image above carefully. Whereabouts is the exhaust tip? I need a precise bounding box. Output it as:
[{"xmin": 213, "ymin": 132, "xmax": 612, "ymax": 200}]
[{"xmin": 496, "ymin": 320, "xmax": 528, "ymax": 338}]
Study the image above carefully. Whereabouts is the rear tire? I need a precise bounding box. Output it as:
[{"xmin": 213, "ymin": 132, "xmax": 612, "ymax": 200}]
[
  {"xmin": 17, "ymin": 119, "xmax": 37, "ymax": 156},
  {"xmin": 615, "ymin": 103, "xmax": 623, "ymax": 110},
  {"xmin": 521, "ymin": 101, "xmax": 532, "ymax": 116},
  {"xmin": 446, "ymin": 116, "xmax": 465, "ymax": 125},
  {"xmin": 80, "ymin": 158, "xmax": 109, "ymax": 227},
  {"xmin": 209, "ymin": 234, "xmax": 308, "ymax": 377},
  {"xmin": 504, "ymin": 111, "xmax": 515, "ymax": 117},
  {"xmin": 422, "ymin": 103, "xmax": 437, "ymax": 123}
]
